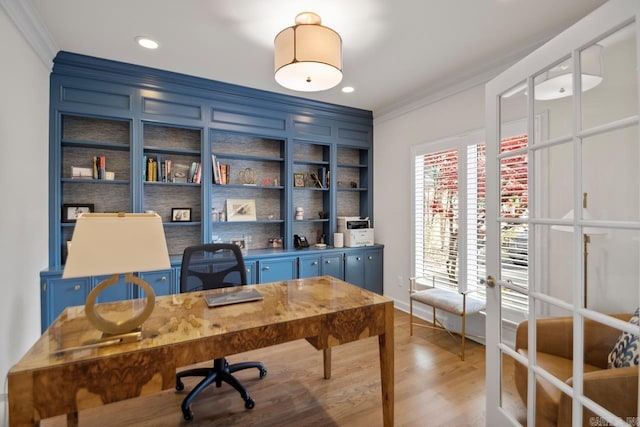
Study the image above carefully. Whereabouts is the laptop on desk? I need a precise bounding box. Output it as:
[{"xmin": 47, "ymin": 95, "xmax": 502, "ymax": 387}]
[{"xmin": 204, "ymin": 288, "xmax": 263, "ymax": 307}]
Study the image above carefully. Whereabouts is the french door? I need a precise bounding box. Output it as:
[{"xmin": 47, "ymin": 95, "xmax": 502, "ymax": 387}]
[{"xmin": 485, "ymin": 1, "xmax": 640, "ymax": 426}]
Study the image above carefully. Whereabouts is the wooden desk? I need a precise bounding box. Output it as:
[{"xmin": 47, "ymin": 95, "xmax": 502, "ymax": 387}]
[{"xmin": 8, "ymin": 276, "xmax": 394, "ymax": 426}]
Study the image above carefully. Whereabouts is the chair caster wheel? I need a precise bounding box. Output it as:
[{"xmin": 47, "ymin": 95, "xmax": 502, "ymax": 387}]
[
  {"xmin": 245, "ymin": 398, "xmax": 255, "ymax": 409},
  {"xmin": 176, "ymin": 381, "xmax": 184, "ymax": 391},
  {"xmin": 182, "ymin": 408, "xmax": 193, "ymax": 421},
  {"xmin": 259, "ymin": 368, "xmax": 267, "ymax": 379}
]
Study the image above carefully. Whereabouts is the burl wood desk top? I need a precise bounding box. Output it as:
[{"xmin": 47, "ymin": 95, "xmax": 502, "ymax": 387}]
[{"xmin": 9, "ymin": 276, "xmax": 395, "ymax": 426}]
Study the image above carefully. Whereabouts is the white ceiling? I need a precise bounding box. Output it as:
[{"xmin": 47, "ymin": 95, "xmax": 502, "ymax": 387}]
[{"xmin": 27, "ymin": 0, "xmax": 607, "ymax": 115}]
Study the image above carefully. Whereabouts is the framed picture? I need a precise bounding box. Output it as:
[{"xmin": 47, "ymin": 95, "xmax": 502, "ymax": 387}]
[
  {"xmin": 62, "ymin": 204, "xmax": 94, "ymax": 223},
  {"xmin": 293, "ymin": 173, "xmax": 305, "ymax": 187},
  {"xmin": 226, "ymin": 199, "xmax": 257, "ymax": 222},
  {"xmin": 171, "ymin": 207, "xmax": 192, "ymax": 222}
]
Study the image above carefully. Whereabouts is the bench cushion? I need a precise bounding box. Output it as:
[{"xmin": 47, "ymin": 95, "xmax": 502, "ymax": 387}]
[{"xmin": 411, "ymin": 288, "xmax": 485, "ymax": 315}]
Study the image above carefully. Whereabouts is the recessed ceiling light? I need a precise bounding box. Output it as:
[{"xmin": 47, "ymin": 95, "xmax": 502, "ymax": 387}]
[
  {"xmin": 136, "ymin": 36, "xmax": 159, "ymax": 49},
  {"xmin": 341, "ymin": 86, "xmax": 355, "ymax": 93}
]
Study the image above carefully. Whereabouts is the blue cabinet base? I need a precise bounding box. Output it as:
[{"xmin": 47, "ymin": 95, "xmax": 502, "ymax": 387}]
[{"xmin": 40, "ymin": 245, "xmax": 383, "ymax": 331}]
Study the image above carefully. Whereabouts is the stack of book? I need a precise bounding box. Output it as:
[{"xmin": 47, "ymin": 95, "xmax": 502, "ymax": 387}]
[
  {"xmin": 211, "ymin": 154, "xmax": 230, "ymax": 185},
  {"xmin": 143, "ymin": 156, "xmax": 183, "ymax": 182},
  {"xmin": 187, "ymin": 161, "xmax": 202, "ymax": 183},
  {"xmin": 92, "ymin": 155, "xmax": 106, "ymax": 180}
]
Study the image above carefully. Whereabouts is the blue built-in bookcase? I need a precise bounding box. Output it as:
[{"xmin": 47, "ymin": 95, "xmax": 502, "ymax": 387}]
[{"xmin": 40, "ymin": 51, "xmax": 382, "ymax": 331}]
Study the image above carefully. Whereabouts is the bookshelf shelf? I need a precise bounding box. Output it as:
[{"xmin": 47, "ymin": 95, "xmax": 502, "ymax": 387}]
[
  {"xmin": 163, "ymin": 221, "xmax": 201, "ymax": 227},
  {"xmin": 61, "ymin": 139, "xmax": 130, "ymax": 151},
  {"xmin": 61, "ymin": 178, "xmax": 130, "ymax": 185},
  {"xmin": 143, "ymin": 146, "xmax": 200, "ymax": 156},
  {"xmin": 215, "ymin": 153, "xmax": 284, "ymax": 163}
]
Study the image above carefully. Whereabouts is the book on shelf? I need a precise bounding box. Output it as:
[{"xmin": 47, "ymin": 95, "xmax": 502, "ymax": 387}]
[
  {"xmin": 317, "ymin": 167, "xmax": 327, "ymax": 188},
  {"xmin": 98, "ymin": 155, "xmax": 106, "ymax": 180},
  {"xmin": 212, "ymin": 153, "xmax": 221, "ymax": 184},
  {"xmin": 165, "ymin": 159, "xmax": 172, "ymax": 182},
  {"xmin": 194, "ymin": 162, "xmax": 202, "ymax": 183},
  {"xmin": 220, "ymin": 164, "xmax": 229, "ymax": 185},
  {"xmin": 188, "ymin": 161, "xmax": 202, "ymax": 183},
  {"xmin": 142, "ymin": 155, "xmax": 147, "ymax": 181},
  {"xmin": 157, "ymin": 155, "xmax": 163, "ymax": 182}
]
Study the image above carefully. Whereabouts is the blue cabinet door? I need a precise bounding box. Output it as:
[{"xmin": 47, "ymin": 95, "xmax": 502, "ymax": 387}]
[
  {"xmin": 42, "ymin": 276, "xmax": 91, "ymax": 332},
  {"xmin": 298, "ymin": 256, "xmax": 321, "ymax": 278},
  {"xmin": 321, "ymin": 254, "xmax": 343, "ymax": 279},
  {"xmin": 138, "ymin": 269, "xmax": 175, "ymax": 297},
  {"xmin": 364, "ymin": 248, "xmax": 383, "ymax": 294},
  {"xmin": 245, "ymin": 261, "xmax": 257, "ymax": 284},
  {"xmin": 258, "ymin": 258, "xmax": 297, "ymax": 283},
  {"xmin": 344, "ymin": 252, "xmax": 365, "ymax": 287},
  {"xmin": 92, "ymin": 274, "xmax": 132, "ymax": 303}
]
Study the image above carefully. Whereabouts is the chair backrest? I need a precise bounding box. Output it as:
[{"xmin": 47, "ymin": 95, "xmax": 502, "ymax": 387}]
[{"xmin": 180, "ymin": 243, "xmax": 247, "ymax": 293}]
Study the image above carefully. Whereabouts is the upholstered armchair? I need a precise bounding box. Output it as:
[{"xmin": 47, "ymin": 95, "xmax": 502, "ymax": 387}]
[{"xmin": 514, "ymin": 314, "xmax": 638, "ymax": 427}]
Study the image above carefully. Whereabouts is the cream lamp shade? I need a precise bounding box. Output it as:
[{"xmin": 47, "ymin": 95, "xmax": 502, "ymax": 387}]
[
  {"xmin": 274, "ymin": 12, "xmax": 342, "ymax": 92},
  {"xmin": 63, "ymin": 212, "xmax": 170, "ymax": 341}
]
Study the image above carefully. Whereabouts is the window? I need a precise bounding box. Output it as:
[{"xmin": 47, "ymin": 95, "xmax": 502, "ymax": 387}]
[{"xmin": 412, "ymin": 131, "xmax": 529, "ymax": 312}]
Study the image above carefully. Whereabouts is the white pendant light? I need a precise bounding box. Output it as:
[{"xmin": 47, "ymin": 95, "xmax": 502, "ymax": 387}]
[
  {"xmin": 274, "ymin": 12, "xmax": 343, "ymax": 92},
  {"xmin": 534, "ymin": 44, "xmax": 603, "ymax": 101}
]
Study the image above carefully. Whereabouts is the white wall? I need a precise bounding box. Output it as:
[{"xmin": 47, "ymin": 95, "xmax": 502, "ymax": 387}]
[
  {"xmin": 374, "ymin": 85, "xmax": 486, "ymax": 312},
  {"xmin": 0, "ymin": 6, "xmax": 49, "ymax": 391}
]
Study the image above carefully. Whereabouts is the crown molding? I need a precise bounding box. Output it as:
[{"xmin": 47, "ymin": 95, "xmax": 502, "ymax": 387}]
[
  {"xmin": 0, "ymin": 0, "xmax": 57, "ymax": 70},
  {"xmin": 373, "ymin": 35, "xmax": 552, "ymax": 124}
]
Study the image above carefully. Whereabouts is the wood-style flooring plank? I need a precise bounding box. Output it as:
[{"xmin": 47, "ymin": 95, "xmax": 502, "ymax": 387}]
[{"xmin": 40, "ymin": 310, "xmax": 526, "ymax": 426}]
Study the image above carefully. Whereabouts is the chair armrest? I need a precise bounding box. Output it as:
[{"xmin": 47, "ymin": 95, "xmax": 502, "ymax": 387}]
[
  {"xmin": 558, "ymin": 367, "xmax": 639, "ymax": 426},
  {"xmin": 515, "ymin": 317, "xmax": 574, "ymax": 360}
]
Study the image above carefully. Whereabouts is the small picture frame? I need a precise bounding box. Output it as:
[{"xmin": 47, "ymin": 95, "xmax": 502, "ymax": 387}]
[
  {"xmin": 226, "ymin": 199, "xmax": 257, "ymax": 222},
  {"xmin": 62, "ymin": 204, "xmax": 94, "ymax": 223},
  {"xmin": 171, "ymin": 207, "xmax": 192, "ymax": 222},
  {"xmin": 293, "ymin": 173, "xmax": 305, "ymax": 187}
]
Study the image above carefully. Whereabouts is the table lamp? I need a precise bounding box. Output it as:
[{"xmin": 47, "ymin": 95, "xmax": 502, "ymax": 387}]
[{"xmin": 63, "ymin": 212, "xmax": 170, "ymax": 342}]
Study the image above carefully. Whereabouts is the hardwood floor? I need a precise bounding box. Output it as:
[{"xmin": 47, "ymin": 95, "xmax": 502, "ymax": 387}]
[{"xmin": 42, "ymin": 310, "xmax": 526, "ymax": 426}]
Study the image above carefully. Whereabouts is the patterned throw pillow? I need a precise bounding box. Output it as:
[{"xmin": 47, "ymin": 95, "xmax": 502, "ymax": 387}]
[{"xmin": 608, "ymin": 308, "xmax": 640, "ymax": 368}]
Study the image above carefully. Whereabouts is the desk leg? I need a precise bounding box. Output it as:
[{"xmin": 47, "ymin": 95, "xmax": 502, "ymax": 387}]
[
  {"xmin": 379, "ymin": 303, "xmax": 394, "ymax": 427},
  {"xmin": 67, "ymin": 412, "xmax": 79, "ymax": 427},
  {"xmin": 8, "ymin": 373, "xmax": 37, "ymax": 427},
  {"xmin": 323, "ymin": 348, "xmax": 332, "ymax": 379}
]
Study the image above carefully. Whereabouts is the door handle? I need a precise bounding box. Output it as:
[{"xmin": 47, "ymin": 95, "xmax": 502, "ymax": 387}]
[
  {"xmin": 481, "ymin": 276, "xmax": 496, "ymax": 287},
  {"xmin": 481, "ymin": 276, "xmax": 527, "ymax": 295}
]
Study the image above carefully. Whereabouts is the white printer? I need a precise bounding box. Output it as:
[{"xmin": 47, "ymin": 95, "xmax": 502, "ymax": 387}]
[{"xmin": 337, "ymin": 217, "xmax": 374, "ymax": 247}]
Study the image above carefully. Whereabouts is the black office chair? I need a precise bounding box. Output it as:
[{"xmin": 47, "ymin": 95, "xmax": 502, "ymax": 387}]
[{"xmin": 176, "ymin": 243, "xmax": 267, "ymax": 421}]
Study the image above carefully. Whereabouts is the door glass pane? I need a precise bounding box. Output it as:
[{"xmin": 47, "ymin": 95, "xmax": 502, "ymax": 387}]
[
  {"xmin": 539, "ymin": 224, "xmax": 576, "ymax": 305},
  {"xmin": 500, "ymin": 81, "xmax": 527, "ymax": 144},
  {"xmin": 582, "ymin": 125, "xmax": 639, "ymax": 222},
  {"xmin": 534, "ymin": 55, "xmax": 573, "ymax": 142},
  {"xmin": 586, "ymin": 228, "xmax": 639, "ymax": 314},
  {"xmin": 582, "ymin": 24, "xmax": 638, "ymax": 130},
  {"xmin": 501, "ymin": 351, "xmax": 527, "ymax": 424},
  {"xmin": 581, "ymin": 313, "xmax": 639, "ymax": 426},
  {"xmin": 532, "ymin": 142, "xmax": 574, "ymax": 220}
]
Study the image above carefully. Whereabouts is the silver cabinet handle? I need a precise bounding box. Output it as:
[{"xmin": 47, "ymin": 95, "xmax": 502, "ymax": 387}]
[
  {"xmin": 326, "ymin": 260, "xmax": 331, "ymax": 264},
  {"xmin": 74, "ymin": 284, "xmax": 81, "ymax": 291},
  {"xmin": 356, "ymin": 257, "xmax": 361, "ymax": 261},
  {"xmin": 312, "ymin": 261, "xmax": 318, "ymax": 265},
  {"xmin": 160, "ymin": 276, "xmax": 167, "ymax": 281},
  {"xmin": 368, "ymin": 256, "xmax": 373, "ymax": 260},
  {"xmin": 263, "ymin": 266, "xmax": 270, "ymax": 271}
]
